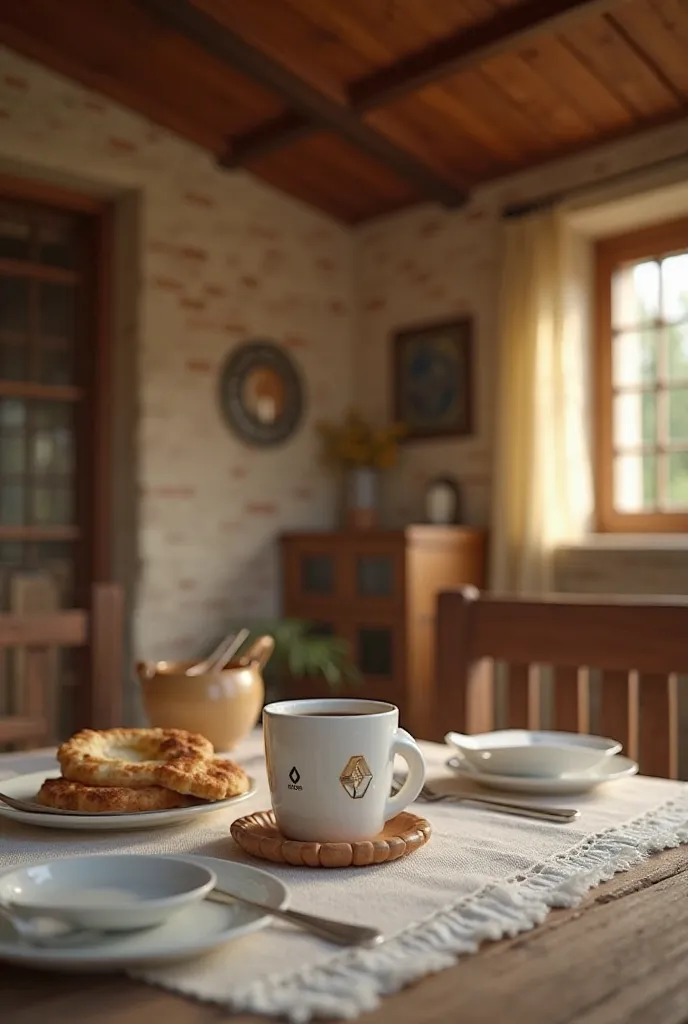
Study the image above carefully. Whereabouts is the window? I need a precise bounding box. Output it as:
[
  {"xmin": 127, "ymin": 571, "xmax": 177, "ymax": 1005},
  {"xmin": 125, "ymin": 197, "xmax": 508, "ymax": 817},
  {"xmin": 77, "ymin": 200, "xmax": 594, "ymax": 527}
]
[{"xmin": 596, "ymin": 216, "xmax": 688, "ymax": 532}]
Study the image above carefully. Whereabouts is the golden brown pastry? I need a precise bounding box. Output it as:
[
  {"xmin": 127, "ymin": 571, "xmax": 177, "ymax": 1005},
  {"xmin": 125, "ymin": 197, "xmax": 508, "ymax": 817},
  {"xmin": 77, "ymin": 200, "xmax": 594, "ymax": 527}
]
[
  {"xmin": 57, "ymin": 727, "xmax": 214, "ymax": 789},
  {"xmin": 156, "ymin": 755, "xmax": 250, "ymax": 801},
  {"xmin": 36, "ymin": 777, "xmax": 198, "ymax": 813}
]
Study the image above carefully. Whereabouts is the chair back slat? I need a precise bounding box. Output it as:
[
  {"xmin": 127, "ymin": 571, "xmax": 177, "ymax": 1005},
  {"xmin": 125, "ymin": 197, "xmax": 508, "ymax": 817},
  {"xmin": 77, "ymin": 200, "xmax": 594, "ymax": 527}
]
[
  {"xmin": 553, "ymin": 665, "xmax": 590, "ymax": 734},
  {"xmin": 0, "ymin": 716, "xmax": 48, "ymax": 745},
  {"xmin": 506, "ymin": 664, "xmax": 530, "ymax": 728},
  {"xmin": 638, "ymin": 672, "xmax": 678, "ymax": 780},
  {"xmin": 468, "ymin": 660, "xmax": 495, "ymax": 735},
  {"xmin": 435, "ymin": 588, "xmax": 688, "ymax": 778},
  {"xmin": 599, "ymin": 670, "xmax": 633, "ymax": 760}
]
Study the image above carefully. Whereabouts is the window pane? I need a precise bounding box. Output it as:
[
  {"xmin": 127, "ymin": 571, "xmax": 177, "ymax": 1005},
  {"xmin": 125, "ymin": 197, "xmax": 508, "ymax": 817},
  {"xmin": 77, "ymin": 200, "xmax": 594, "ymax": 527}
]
[
  {"xmin": 39, "ymin": 283, "xmax": 75, "ymax": 338},
  {"xmin": 38, "ymin": 345, "xmax": 74, "ymax": 386},
  {"xmin": 668, "ymin": 322, "xmax": 688, "ymax": 381},
  {"xmin": 0, "ymin": 541, "xmax": 23, "ymax": 564},
  {"xmin": 0, "ymin": 431, "xmax": 25, "ymax": 473},
  {"xmin": 668, "ymin": 452, "xmax": 688, "ymax": 509},
  {"xmin": 613, "ymin": 392, "xmax": 655, "ymax": 448},
  {"xmin": 613, "ymin": 454, "xmax": 656, "ymax": 511},
  {"xmin": 613, "ymin": 329, "xmax": 657, "ymax": 385},
  {"xmin": 32, "ymin": 400, "xmax": 72, "ymax": 430},
  {"xmin": 668, "ymin": 388, "xmax": 688, "ymax": 442},
  {"xmin": 0, "ymin": 209, "xmax": 30, "ymax": 261},
  {"xmin": 32, "ymin": 485, "xmax": 72, "ymax": 525},
  {"xmin": 662, "ymin": 253, "xmax": 688, "ymax": 323},
  {"xmin": 0, "ymin": 398, "xmax": 26, "ymax": 428},
  {"xmin": 32, "ymin": 402, "xmax": 74, "ymax": 475},
  {"xmin": 0, "ymin": 342, "xmax": 27, "ymax": 381},
  {"xmin": 0, "ymin": 482, "xmax": 25, "ymax": 524},
  {"xmin": 613, "ymin": 260, "xmax": 660, "ymax": 329},
  {"xmin": 36, "ymin": 540, "xmax": 75, "ymax": 604},
  {"xmin": 38, "ymin": 217, "xmax": 76, "ymax": 270},
  {"xmin": 0, "ymin": 276, "xmax": 30, "ymax": 335}
]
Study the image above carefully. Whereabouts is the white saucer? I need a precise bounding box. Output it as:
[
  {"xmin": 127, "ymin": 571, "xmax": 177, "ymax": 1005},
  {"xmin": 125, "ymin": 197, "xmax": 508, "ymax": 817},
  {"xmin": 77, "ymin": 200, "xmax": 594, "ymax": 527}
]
[
  {"xmin": 0, "ymin": 771, "xmax": 256, "ymax": 831},
  {"xmin": 446, "ymin": 753, "xmax": 639, "ymax": 794},
  {"xmin": 0, "ymin": 855, "xmax": 289, "ymax": 971}
]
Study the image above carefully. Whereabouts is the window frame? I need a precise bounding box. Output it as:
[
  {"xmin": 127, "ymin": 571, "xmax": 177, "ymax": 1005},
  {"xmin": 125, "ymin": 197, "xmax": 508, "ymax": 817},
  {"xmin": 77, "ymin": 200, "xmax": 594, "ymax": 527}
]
[{"xmin": 595, "ymin": 215, "xmax": 688, "ymax": 533}]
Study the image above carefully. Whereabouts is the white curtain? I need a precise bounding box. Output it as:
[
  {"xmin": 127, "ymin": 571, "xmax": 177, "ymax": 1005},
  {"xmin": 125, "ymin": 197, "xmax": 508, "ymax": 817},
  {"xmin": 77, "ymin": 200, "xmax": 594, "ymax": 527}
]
[{"xmin": 490, "ymin": 207, "xmax": 593, "ymax": 593}]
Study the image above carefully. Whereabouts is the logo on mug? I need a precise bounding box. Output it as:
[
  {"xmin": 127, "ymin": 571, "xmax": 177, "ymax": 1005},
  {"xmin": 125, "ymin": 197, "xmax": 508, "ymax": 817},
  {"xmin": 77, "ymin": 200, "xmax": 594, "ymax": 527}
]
[
  {"xmin": 288, "ymin": 766, "xmax": 303, "ymax": 791},
  {"xmin": 339, "ymin": 755, "xmax": 373, "ymax": 799}
]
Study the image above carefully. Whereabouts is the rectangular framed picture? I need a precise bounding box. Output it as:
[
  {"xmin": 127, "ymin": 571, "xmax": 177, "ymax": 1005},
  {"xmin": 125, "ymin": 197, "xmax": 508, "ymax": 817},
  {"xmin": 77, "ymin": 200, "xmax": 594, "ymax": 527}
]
[{"xmin": 392, "ymin": 316, "xmax": 474, "ymax": 441}]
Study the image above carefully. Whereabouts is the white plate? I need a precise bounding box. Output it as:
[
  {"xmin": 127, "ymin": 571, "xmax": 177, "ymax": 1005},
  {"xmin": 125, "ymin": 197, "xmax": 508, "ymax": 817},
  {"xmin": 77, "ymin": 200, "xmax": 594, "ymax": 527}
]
[
  {"xmin": 446, "ymin": 753, "xmax": 639, "ymax": 794},
  {"xmin": 0, "ymin": 771, "xmax": 256, "ymax": 830},
  {"xmin": 444, "ymin": 730, "xmax": 621, "ymax": 777},
  {"xmin": 0, "ymin": 855, "xmax": 289, "ymax": 971}
]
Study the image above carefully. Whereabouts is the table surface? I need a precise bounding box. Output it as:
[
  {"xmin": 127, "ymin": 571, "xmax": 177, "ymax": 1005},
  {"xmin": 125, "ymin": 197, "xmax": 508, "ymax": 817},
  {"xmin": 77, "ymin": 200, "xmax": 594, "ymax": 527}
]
[{"xmin": 4, "ymin": 753, "xmax": 688, "ymax": 1024}]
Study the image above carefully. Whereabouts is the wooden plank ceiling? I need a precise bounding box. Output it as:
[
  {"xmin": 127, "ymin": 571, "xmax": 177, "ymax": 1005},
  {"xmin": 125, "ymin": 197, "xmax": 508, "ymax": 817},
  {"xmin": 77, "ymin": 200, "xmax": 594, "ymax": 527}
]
[{"xmin": 1, "ymin": 0, "xmax": 687, "ymax": 223}]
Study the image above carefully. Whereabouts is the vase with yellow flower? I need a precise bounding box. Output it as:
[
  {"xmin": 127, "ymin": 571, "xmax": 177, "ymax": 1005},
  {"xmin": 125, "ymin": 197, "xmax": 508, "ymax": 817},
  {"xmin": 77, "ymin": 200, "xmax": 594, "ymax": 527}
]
[{"xmin": 316, "ymin": 410, "xmax": 405, "ymax": 529}]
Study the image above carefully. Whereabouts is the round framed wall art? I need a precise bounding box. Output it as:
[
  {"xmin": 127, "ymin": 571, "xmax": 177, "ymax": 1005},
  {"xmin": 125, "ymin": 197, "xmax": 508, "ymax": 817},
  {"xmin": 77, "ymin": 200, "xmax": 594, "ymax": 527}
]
[{"xmin": 218, "ymin": 340, "xmax": 305, "ymax": 447}]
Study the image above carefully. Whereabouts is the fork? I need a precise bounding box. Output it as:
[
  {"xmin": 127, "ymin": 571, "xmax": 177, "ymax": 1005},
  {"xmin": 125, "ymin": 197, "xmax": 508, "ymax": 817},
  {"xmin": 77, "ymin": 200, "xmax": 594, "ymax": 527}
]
[{"xmin": 392, "ymin": 779, "xmax": 579, "ymax": 823}]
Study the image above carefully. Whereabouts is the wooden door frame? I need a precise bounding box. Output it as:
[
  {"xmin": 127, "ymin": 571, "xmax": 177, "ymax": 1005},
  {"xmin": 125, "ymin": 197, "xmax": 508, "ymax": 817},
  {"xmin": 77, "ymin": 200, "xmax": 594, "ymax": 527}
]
[{"xmin": 0, "ymin": 172, "xmax": 113, "ymax": 595}]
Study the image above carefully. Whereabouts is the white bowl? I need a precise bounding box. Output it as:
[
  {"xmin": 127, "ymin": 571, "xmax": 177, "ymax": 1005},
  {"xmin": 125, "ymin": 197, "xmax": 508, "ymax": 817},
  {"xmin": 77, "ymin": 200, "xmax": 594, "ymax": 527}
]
[
  {"xmin": 444, "ymin": 730, "xmax": 622, "ymax": 777},
  {"xmin": 0, "ymin": 855, "xmax": 216, "ymax": 932}
]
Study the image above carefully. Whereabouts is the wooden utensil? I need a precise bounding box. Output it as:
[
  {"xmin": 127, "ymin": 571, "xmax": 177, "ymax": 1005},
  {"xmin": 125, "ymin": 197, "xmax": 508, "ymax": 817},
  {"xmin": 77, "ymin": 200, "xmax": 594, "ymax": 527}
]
[{"xmin": 185, "ymin": 628, "xmax": 249, "ymax": 676}]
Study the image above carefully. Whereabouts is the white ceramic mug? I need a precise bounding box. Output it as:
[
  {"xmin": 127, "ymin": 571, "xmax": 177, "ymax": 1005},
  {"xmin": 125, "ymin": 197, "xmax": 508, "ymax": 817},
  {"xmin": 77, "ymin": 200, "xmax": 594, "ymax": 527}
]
[{"xmin": 262, "ymin": 698, "xmax": 426, "ymax": 843}]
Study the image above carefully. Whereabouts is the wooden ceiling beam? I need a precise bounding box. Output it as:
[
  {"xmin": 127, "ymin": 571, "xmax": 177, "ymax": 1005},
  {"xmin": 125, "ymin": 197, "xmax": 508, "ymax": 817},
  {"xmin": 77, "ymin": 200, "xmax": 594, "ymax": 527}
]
[
  {"xmin": 221, "ymin": 0, "xmax": 625, "ymax": 164},
  {"xmin": 140, "ymin": 0, "xmax": 465, "ymax": 207},
  {"xmin": 220, "ymin": 111, "xmax": 314, "ymax": 168},
  {"xmin": 350, "ymin": 0, "xmax": 625, "ymax": 110}
]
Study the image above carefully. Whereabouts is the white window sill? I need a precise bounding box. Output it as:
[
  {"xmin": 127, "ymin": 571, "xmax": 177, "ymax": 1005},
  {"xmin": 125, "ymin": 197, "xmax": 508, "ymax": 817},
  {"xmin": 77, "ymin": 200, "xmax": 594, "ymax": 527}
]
[{"xmin": 560, "ymin": 534, "xmax": 688, "ymax": 551}]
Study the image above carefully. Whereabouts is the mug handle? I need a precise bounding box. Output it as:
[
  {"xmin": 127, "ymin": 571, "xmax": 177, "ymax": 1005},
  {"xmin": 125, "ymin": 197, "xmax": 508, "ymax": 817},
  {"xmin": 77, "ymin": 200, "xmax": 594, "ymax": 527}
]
[{"xmin": 383, "ymin": 728, "xmax": 426, "ymax": 821}]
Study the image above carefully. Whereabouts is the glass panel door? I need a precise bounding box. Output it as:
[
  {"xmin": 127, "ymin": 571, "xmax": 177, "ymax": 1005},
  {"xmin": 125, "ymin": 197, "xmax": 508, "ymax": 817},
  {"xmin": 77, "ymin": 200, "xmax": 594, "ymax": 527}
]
[{"xmin": 0, "ymin": 190, "xmax": 103, "ymax": 743}]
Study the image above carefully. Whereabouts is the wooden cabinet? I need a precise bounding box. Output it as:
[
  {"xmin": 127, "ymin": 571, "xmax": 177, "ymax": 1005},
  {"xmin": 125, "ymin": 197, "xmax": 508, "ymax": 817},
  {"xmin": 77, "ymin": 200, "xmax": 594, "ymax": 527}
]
[{"xmin": 281, "ymin": 527, "xmax": 487, "ymax": 737}]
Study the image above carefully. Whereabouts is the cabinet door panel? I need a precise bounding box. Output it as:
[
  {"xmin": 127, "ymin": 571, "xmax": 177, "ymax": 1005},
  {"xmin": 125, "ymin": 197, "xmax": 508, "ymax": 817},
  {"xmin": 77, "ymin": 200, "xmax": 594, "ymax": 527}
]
[
  {"xmin": 282, "ymin": 540, "xmax": 344, "ymax": 607},
  {"xmin": 342, "ymin": 541, "xmax": 404, "ymax": 608}
]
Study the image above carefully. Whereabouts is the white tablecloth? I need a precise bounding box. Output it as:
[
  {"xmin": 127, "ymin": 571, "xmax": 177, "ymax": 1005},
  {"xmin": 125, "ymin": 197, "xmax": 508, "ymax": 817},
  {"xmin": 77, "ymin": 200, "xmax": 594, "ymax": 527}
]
[{"xmin": 2, "ymin": 734, "xmax": 688, "ymax": 1022}]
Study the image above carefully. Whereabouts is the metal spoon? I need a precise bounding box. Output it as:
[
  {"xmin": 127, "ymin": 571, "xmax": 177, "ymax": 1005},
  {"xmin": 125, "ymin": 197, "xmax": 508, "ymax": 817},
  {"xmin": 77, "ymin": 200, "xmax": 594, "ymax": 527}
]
[
  {"xmin": 208, "ymin": 888, "xmax": 383, "ymax": 947},
  {"xmin": 185, "ymin": 628, "xmax": 249, "ymax": 676}
]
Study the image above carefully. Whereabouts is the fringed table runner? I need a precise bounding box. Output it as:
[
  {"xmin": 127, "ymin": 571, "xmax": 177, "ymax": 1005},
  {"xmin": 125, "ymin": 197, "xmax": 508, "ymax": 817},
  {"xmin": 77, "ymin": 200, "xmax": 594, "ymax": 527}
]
[{"xmin": 2, "ymin": 734, "xmax": 688, "ymax": 1022}]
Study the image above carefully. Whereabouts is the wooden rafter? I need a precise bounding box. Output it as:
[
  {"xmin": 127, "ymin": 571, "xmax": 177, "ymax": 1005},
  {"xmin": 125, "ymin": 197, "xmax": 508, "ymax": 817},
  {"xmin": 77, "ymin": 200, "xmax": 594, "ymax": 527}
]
[
  {"xmin": 222, "ymin": 111, "xmax": 315, "ymax": 168},
  {"xmin": 224, "ymin": 0, "xmax": 625, "ymax": 164},
  {"xmin": 140, "ymin": 0, "xmax": 465, "ymax": 207},
  {"xmin": 350, "ymin": 0, "xmax": 625, "ymax": 109}
]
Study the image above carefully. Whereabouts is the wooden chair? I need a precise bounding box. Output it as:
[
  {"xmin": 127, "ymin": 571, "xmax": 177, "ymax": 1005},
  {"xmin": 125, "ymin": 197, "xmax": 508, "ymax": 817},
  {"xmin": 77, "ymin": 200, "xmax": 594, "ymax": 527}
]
[
  {"xmin": 435, "ymin": 587, "xmax": 688, "ymax": 779},
  {"xmin": 0, "ymin": 582, "xmax": 124, "ymax": 749}
]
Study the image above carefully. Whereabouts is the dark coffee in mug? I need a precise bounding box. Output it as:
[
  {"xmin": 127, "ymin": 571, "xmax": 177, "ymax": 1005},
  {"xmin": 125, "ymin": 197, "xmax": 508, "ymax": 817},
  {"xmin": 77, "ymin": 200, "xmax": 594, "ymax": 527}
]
[{"xmin": 298, "ymin": 711, "xmax": 367, "ymax": 717}]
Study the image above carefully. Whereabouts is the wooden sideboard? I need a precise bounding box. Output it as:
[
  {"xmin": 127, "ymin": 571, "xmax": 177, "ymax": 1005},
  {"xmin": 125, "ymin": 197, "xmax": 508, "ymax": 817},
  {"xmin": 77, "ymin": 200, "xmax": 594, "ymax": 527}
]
[{"xmin": 281, "ymin": 528, "xmax": 487, "ymax": 737}]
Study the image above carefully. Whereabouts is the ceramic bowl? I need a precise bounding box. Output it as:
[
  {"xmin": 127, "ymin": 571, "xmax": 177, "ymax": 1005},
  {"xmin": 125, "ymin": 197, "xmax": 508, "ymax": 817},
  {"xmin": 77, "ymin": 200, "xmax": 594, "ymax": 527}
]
[
  {"xmin": 444, "ymin": 729, "xmax": 622, "ymax": 777},
  {"xmin": 0, "ymin": 854, "xmax": 216, "ymax": 931}
]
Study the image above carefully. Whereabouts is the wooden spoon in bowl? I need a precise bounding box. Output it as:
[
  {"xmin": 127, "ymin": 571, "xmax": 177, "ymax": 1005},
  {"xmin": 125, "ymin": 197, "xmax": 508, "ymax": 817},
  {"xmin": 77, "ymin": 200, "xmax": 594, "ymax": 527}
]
[{"xmin": 185, "ymin": 628, "xmax": 249, "ymax": 676}]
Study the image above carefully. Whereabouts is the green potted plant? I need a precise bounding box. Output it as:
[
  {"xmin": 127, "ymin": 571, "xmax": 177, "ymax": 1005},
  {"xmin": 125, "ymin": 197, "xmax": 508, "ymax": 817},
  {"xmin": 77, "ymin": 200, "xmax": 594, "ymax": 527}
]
[{"xmin": 232, "ymin": 619, "xmax": 361, "ymax": 705}]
